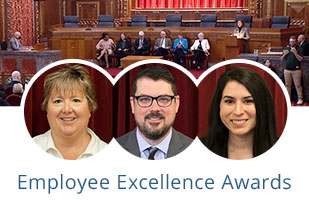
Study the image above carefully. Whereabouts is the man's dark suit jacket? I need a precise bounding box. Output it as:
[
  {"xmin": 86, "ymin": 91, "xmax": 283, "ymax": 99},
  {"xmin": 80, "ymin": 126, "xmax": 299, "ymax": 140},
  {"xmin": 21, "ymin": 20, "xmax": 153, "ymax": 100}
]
[
  {"xmin": 300, "ymin": 41, "xmax": 309, "ymax": 56},
  {"xmin": 5, "ymin": 80, "xmax": 25, "ymax": 89},
  {"xmin": 133, "ymin": 38, "xmax": 150, "ymax": 55},
  {"xmin": 117, "ymin": 128, "xmax": 193, "ymax": 158},
  {"xmin": 7, "ymin": 37, "xmax": 25, "ymax": 51}
]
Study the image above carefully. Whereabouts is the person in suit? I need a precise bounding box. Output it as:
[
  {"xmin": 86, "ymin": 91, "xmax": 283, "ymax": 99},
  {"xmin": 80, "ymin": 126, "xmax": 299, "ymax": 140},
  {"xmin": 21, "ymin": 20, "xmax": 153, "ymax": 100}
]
[
  {"xmin": 0, "ymin": 91, "xmax": 10, "ymax": 106},
  {"xmin": 132, "ymin": 31, "xmax": 150, "ymax": 55},
  {"xmin": 232, "ymin": 20, "xmax": 250, "ymax": 53},
  {"xmin": 5, "ymin": 71, "xmax": 25, "ymax": 89},
  {"xmin": 12, "ymin": 83, "xmax": 24, "ymax": 97},
  {"xmin": 173, "ymin": 32, "xmax": 188, "ymax": 65},
  {"xmin": 0, "ymin": 84, "xmax": 4, "ymax": 92},
  {"xmin": 7, "ymin": 32, "xmax": 30, "ymax": 51},
  {"xmin": 298, "ymin": 34, "xmax": 309, "ymax": 56},
  {"xmin": 117, "ymin": 66, "xmax": 193, "ymax": 160},
  {"xmin": 200, "ymin": 67, "xmax": 278, "ymax": 160},
  {"xmin": 115, "ymin": 33, "xmax": 132, "ymax": 67},
  {"xmin": 153, "ymin": 30, "xmax": 172, "ymax": 56},
  {"xmin": 190, "ymin": 32, "xmax": 210, "ymax": 70}
]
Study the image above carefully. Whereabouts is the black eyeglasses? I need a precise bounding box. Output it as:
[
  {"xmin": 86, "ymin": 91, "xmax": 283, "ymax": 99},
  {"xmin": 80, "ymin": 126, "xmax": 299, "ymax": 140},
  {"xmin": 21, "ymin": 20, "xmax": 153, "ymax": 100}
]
[{"xmin": 133, "ymin": 95, "xmax": 176, "ymax": 108}]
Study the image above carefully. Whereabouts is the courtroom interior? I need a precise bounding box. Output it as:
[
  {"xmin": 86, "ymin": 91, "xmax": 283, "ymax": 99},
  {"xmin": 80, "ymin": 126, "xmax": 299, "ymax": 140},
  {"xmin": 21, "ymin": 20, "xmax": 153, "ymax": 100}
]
[{"xmin": 0, "ymin": 0, "xmax": 309, "ymax": 106}]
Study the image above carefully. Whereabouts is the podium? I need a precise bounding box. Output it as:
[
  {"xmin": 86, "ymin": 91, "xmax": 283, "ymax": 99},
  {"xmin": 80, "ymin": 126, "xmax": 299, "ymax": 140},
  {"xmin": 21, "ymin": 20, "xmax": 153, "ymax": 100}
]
[
  {"xmin": 224, "ymin": 35, "xmax": 247, "ymax": 60},
  {"xmin": 120, "ymin": 56, "xmax": 163, "ymax": 69}
]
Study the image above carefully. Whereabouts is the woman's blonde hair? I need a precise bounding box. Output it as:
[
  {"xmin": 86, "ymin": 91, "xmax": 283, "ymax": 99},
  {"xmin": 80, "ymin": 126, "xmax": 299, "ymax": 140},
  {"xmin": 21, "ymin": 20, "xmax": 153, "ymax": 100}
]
[{"xmin": 41, "ymin": 64, "xmax": 97, "ymax": 112}]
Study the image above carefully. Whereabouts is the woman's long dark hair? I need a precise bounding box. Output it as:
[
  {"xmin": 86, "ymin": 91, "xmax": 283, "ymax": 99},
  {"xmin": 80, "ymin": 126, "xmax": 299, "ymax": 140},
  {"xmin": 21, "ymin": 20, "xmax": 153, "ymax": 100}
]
[{"xmin": 205, "ymin": 67, "xmax": 278, "ymax": 158}]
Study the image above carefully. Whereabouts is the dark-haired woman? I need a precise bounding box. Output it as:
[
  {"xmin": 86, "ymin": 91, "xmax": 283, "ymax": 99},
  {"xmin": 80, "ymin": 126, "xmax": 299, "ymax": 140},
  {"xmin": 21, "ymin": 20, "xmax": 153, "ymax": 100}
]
[
  {"xmin": 96, "ymin": 33, "xmax": 115, "ymax": 68},
  {"xmin": 233, "ymin": 20, "xmax": 250, "ymax": 53},
  {"xmin": 200, "ymin": 67, "xmax": 278, "ymax": 160},
  {"xmin": 264, "ymin": 59, "xmax": 277, "ymax": 74}
]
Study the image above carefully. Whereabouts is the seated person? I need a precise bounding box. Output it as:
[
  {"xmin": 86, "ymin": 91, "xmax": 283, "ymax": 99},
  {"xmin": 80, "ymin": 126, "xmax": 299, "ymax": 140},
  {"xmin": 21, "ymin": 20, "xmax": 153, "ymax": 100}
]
[
  {"xmin": 190, "ymin": 32, "xmax": 210, "ymax": 70},
  {"xmin": 5, "ymin": 71, "xmax": 25, "ymax": 89},
  {"xmin": 132, "ymin": 31, "xmax": 150, "ymax": 55},
  {"xmin": 173, "ymin": 32, "xmax": 188, "ymax": 65},
  {"xmin": 153, "ymin": 30, "xmax": 172, "ymax": 56},
  {"xmin": 0, "ymin": 91, "xmax": 10, "ymax": 106},
  {"xmin": 7, "ymin": 31, "xmax": 32, "ymax": 51},
  {"xmin": 115, "ymin": 33, "xmax": 132, "ymax": 67},
  {"xmin": 12, "ymin": 83, "xmax": 24, "ymax": 96},
  {"xmin": 96, "ymin": 33, "xmax": 115, "ymax": 68},
  {"xmin": 263, "ymin": 59, "xmax": 277, "ymax": 74}
]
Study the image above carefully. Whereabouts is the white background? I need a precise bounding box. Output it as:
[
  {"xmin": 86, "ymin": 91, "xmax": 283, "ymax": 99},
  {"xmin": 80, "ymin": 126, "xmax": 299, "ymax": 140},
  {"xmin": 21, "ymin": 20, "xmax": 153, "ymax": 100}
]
[{"xmin": 0, "ymin": 59, "xmax": 307, "ymax": 199}]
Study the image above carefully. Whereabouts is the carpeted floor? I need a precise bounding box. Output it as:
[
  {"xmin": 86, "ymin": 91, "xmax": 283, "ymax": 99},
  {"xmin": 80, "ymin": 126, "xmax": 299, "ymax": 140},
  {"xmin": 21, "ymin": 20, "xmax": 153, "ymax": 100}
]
[
  {"xmin": 291, "ymin": 101, "xmax": 309, "ymax": 106},
  {"xmin": 104, "ymin": 67, "xmax": 206, "ymax": 79}
]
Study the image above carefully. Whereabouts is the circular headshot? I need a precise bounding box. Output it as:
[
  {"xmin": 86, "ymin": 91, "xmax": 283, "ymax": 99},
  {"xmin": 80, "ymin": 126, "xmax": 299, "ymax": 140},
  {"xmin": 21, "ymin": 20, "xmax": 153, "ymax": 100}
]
[
  {"xmin": 114, "ymin": 62, "xmax": 197, "ymax": 160},
  {"xmin": 198, "ymin": 62, "xmax": 288, "ymax": 160},
  {"xmin": 23, "ymin": 61, "xmax": 113, "ymax": 160}
]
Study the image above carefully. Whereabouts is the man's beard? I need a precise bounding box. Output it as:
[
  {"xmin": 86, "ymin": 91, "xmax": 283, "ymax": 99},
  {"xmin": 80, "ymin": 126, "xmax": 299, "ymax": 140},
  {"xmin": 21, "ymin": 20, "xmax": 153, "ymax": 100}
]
[{"xmin": 136, "ymin": 112, "xmax": 174, "ymax": 140}]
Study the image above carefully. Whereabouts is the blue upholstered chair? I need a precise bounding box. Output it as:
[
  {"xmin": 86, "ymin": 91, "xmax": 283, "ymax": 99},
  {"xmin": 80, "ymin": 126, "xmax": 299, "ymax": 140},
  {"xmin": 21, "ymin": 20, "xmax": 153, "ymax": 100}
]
[
  {"xmin": 63, "ymin": 16, "xmax": 79, "ymax": 28},
  {"xmin": 98, "ymin": 15, "xmax": 114, "ymax": 27},
  {"xmin": 166, "ymin": 15, "xmax": 182, "ymax": 27},
  {"xmin": 200, "ymin": 15, "xmax": 217, "ymax": 27},
  {"xmin": 271, "ymin": 16, "xmax": 290, "ymax": 29},
  {"xmin": 235, "ymin": 15, "xmax": 252, "ymax": 28},
  {"xmin": 131, "ymin": 15, "xmax": 147, "ymax": 27}
]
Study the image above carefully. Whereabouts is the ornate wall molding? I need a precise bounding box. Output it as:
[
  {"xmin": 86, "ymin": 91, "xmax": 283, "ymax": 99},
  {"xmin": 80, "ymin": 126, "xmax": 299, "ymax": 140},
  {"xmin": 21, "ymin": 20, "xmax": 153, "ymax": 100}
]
[
  {"xmin": 266, "ymin": 0, "xmax": 271, "ymax": 17},
  {"xmin": 34, "ymin": 1, "xmax": 40, "ymax": 43},
  {"xmin": 63, "ymin": 0, "xmax": 66, "ymax": 16},
  {"xmin": 248, "ymin": 0, "xmax": 263, "ymax": 17},
  {"xmin": 1, "ymin": 0, "xmax": 5, "ymax": 41},
  {"xmin": 285, "ymin": 0, "xmax": 309, "ymax": 2},
  {"xmin": 6, "ymin": 0, "xmax": 34, "ymax": 45}
]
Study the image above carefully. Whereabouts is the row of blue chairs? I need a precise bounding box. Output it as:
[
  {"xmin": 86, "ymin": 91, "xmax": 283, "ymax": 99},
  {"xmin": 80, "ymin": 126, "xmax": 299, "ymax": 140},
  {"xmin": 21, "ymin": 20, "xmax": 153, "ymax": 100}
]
[{"xmin": 63, "ymin": 15, "xmax": 290, "ymax": 29}]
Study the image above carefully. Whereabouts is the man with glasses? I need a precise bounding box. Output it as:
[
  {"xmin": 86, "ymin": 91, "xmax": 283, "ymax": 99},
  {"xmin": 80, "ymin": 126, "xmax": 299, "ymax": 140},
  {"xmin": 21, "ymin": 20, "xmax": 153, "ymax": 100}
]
[
  {"xmin": 117, "ymin": 66, "xmax": 193, "ymax": 160},
  {"xmin": 281, "ymin": 35, "xmax": 304, "ymax": 104}
]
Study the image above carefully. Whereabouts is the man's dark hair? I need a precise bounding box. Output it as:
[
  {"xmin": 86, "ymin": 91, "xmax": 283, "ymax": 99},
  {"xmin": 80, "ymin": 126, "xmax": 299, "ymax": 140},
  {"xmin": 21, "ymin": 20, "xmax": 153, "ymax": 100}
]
[
  {"xmin": 131, "ymin": 66, "xmax": 177, "ymax": 96},
  {"xmin": 290, "ymin": 36, "xmax": 296, "ymax": 40}
]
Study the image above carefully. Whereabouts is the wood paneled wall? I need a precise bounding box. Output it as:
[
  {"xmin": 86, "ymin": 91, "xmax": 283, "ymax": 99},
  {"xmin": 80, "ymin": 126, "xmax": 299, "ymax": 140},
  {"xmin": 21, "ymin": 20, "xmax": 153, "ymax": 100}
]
[
  {"xmin": 2, "ymin": 0, "xmax": 307, "ymax": 43},
  {"xmin": 66, "ymin": 0, "xmax": 106, "ymax": 16},
  {"xmin": 38, "ymin": 0, "xmax": 61, "ymax": 38},
  {"xmin": 49, "ymin": 27, "xmax": 304, "ymax": 62},
  {"xmin": 285, "ymin": 0, "xmax": 309, "ymax": 34}
]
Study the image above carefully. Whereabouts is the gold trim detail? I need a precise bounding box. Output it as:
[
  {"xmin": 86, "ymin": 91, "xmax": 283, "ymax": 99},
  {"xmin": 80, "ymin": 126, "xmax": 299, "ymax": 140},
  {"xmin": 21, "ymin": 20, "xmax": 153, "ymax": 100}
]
[
  {"xmin": 1, "ymin": 0, "xmax": 5, "ymax": 41},
  {"xmin": 284, "ymin": 0, "xmax": 309, "ymax": 2},
  {"xmin": 76, "ymin": 1, "xmax": 100, "ymax": 18}
]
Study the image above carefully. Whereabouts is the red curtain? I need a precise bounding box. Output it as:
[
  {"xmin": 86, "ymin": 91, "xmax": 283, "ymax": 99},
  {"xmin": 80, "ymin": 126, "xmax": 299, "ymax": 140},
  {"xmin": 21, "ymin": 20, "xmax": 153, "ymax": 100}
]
[
  {"xmin": 24, "ymin": 64, "xmax": 199, "ymax": 144},
  {"xmin": 113, "ymin": 64, "xmax": 198, "ymax": 139},
  {"xmin": 7, "ymin": 0, "xmax": 34, "ymax": 46},
  {"xmin": 137, "ymin": 0, "xmax": 246, "ymax": 8},
  {"xmin": 197, "ymin": 63, "xmax": 287, "ymax": 138},
  {"xmin": 24, "ymin": 65, "xmax": 114, "ymax": 143},
  {"xmin": 25, "ymin": 63, "xmax": 287, "ymax": 144}
]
